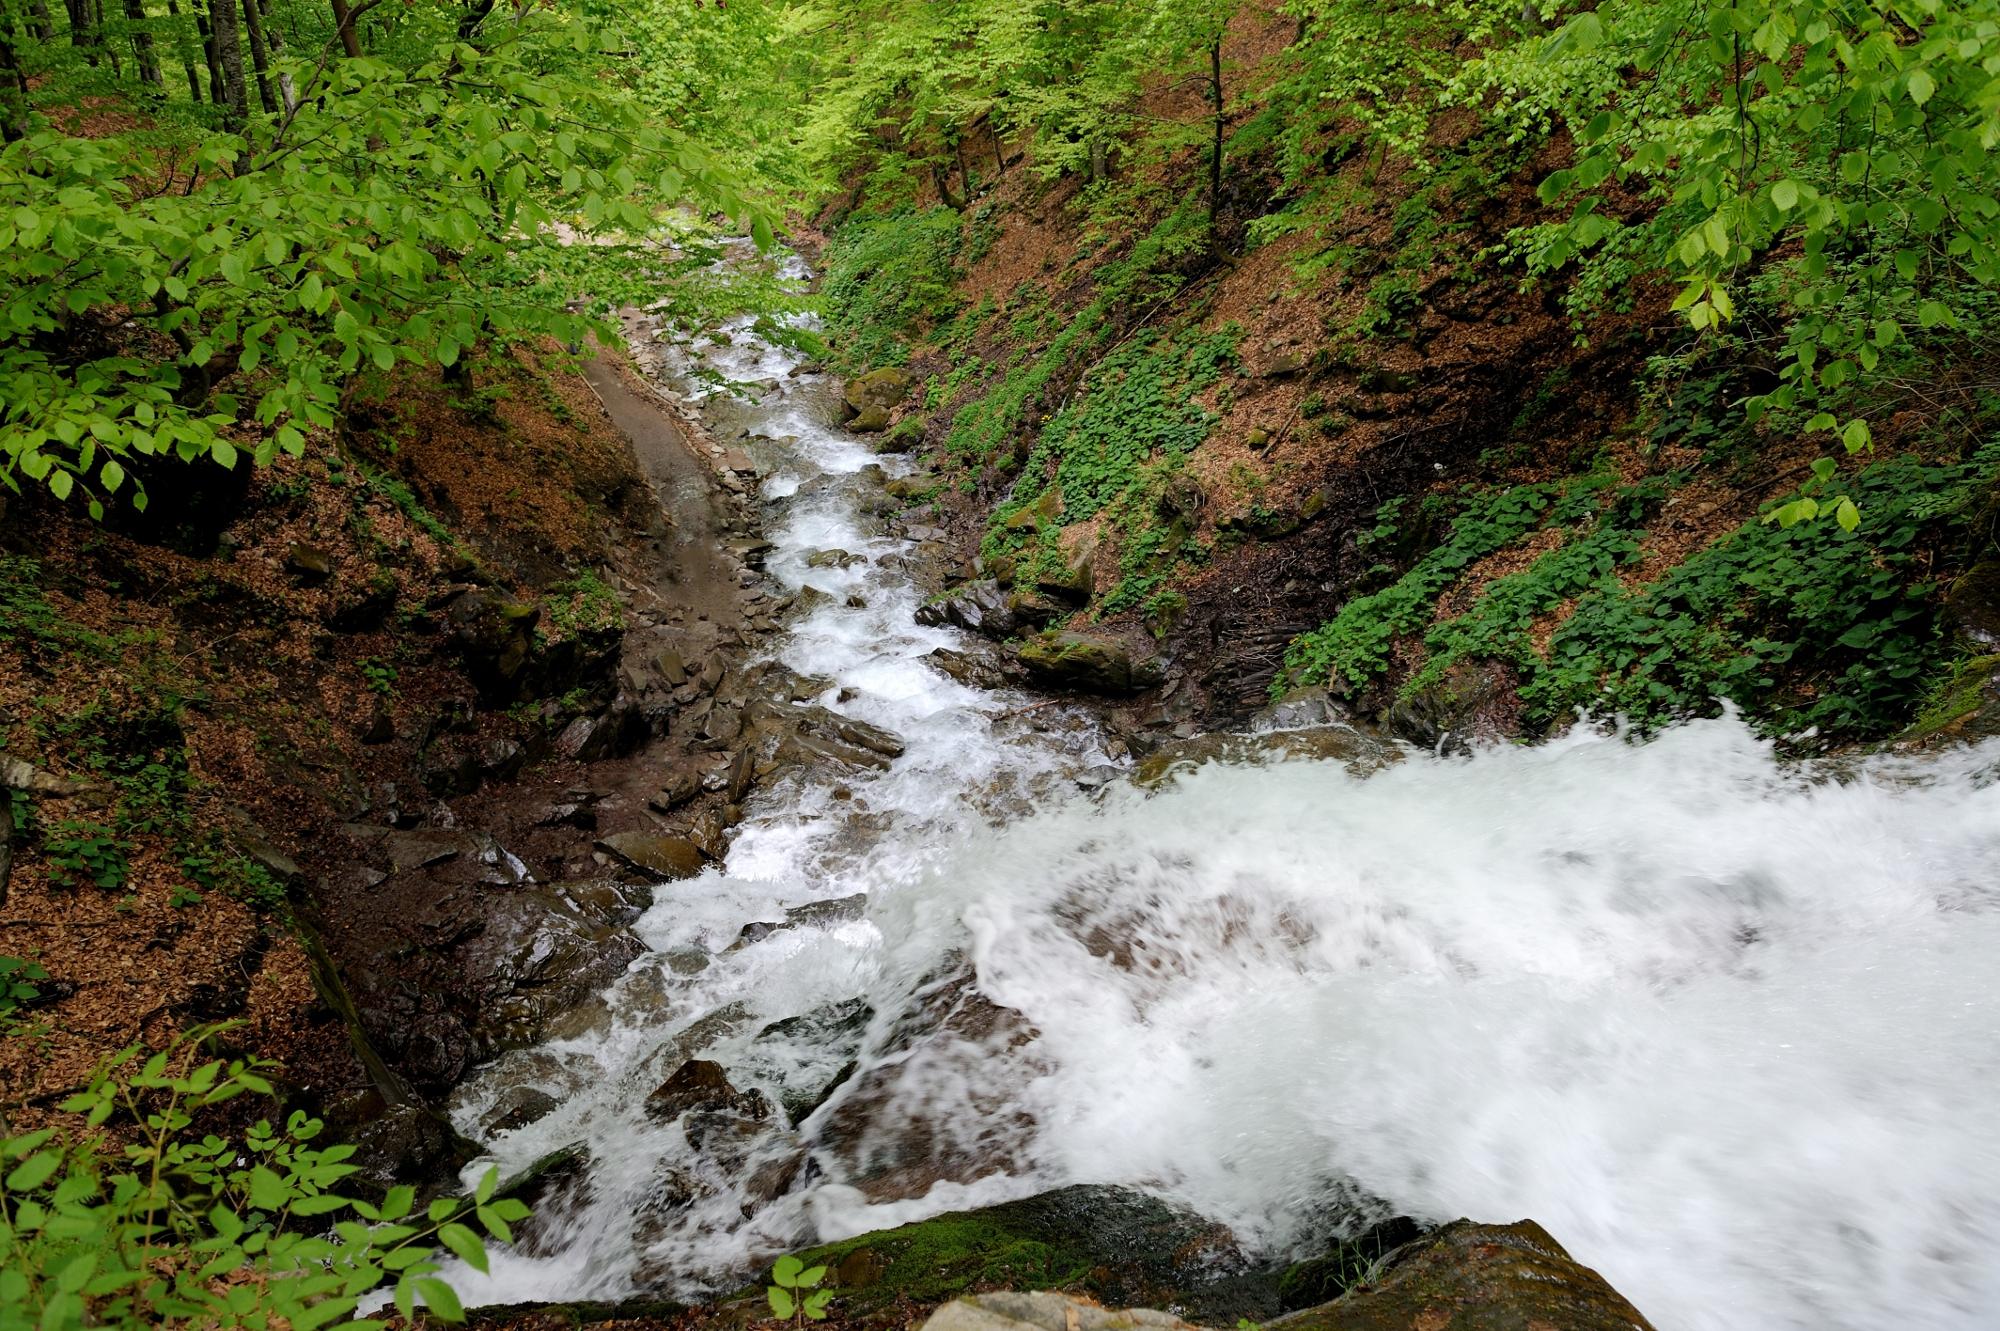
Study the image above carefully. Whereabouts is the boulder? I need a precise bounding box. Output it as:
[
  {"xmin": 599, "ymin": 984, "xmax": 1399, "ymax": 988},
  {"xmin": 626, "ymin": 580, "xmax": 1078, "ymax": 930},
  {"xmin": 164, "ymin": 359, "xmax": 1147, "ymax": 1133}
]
[
  {"xmin": 925, "ymin": 645, "xmax": 1025, "ymax": 690},
  {"xmin": 1265, "ymin": 1219, "xmax": 1656, "ymax": 1331},
  {"xmin": 1015, "ymin": 631, "xmax": 1165, "ymax": 694},
  {"xmin": 771, "ymin": 1186, "xmax": 1269, "ymax": 1326},
  {"xmin": 446, "ymin": 588, "xmax": 541, "ymax": 699},
  {"xmin": 596, "ymin": 832, "xmax": 708, "ymax": 882},
  {"xmin": 843, "ymin": 367, "xmax": 914, "ymax": 417},
  {"xmin": 285, "ymin": 542, "xmax": 333, "ymax": 582},
  {"xmin": 917, "ymin": 580, "xmax": 1018, "ymax": 637},
  {"xmin": 850, "ymin": 404, "xmax": 892, "ymax": 433}
]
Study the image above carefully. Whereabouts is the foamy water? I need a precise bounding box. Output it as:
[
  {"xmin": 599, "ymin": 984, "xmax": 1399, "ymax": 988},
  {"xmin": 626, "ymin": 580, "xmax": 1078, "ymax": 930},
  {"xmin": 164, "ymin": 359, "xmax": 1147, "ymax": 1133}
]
[{"xmin": 434, "ymin": 258, "xmax": 2000, "ymax": 1330}]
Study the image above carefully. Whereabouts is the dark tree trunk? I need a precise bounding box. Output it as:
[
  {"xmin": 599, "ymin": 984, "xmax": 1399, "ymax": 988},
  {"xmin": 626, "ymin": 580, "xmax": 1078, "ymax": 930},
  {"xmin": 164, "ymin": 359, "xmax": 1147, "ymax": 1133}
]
[
  {"xmin": 955, "ymin": 133, "xmax": 971, "ymax": 198},
  {"xmin": 991, "ymin": 121, "xmax": 1005, "ymax": 177},
  {"xmin": 0, "ymin": 29, "xmax": 29, "ymax": 141},
  {"xmin": 165, "ymin": 0, "xmax": 204, "ymax": 101},
  {"xmin": 208, "ymin": 0, "xmax": 246, "ymax": 128},
  {"xmin": 27, "ymin": 0, "xmax": 53, "ymax": 41},
  {"xmin": 196, "ymin": 0, "xmax": 221, "ymax": 102},
  {"xmin": 238, "ymin": 0, "xmax": 273, "ymax": 112},
  {"xmin": 124, "ymin": 0, "xmax": 162, "ymax": 87},
  {"xmin": 257, "ymin": 0, "xmax": 294, "ymax": 109},
  {"xmin": 327, "ymin": 0, "xmax": 360, "ymax": 56},
  {"xmin": 1206, "ymin": 39, "xmax": 1224, "ymax": 247},
  {"xmin": 64, "ymin": 0, "xmax": 101, "ymax": 63},
  {"xmin": 930, "ymin": 158, "xmax": 966, "ymax": 211}
]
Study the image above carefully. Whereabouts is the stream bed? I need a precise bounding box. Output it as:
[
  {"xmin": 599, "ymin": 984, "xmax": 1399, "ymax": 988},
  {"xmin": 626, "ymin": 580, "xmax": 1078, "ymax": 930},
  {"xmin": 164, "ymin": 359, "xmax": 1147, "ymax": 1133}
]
[{"xmin": 437, "ymin": 284, "xmax": 2000, "ymax": 1331}]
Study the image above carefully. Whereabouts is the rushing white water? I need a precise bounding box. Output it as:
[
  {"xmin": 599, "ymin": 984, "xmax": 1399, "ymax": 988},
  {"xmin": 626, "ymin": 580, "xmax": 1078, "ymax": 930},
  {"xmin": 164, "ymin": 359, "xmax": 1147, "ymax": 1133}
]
[{"xmin": 437, "ymin": 272, "xmax": 2000, "ymax": 1331}]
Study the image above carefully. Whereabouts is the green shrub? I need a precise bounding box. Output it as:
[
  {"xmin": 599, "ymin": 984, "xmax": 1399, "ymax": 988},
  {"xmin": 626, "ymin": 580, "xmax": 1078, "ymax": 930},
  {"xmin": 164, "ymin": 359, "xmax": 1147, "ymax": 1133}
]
[
  {"xmin": 820, "ymin": 209, "xmax": 965, "ymax": 369},
  {"xmin": 0, "ymin": 1027, "xmax": 521, "ymax": 1330}
]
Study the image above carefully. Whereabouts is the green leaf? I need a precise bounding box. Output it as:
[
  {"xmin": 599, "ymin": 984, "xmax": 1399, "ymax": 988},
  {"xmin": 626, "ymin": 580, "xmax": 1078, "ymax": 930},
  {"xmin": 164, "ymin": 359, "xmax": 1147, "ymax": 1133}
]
[
  {"xmin": 768, "ymin": 1288, "xmax": 796, "ymax": 1319},
  {"xmin": 1907, "ymin": 68, "xmax": 1936, "ymax": 105},
  {"xmin": 773, "ymin": 1255, "xmax": 804, "ymax": 1286},
  {"xmin": 797, "ymin": 1265, "xmax": 827, "ymax": 1289},
  {"xmin": 1833, "ymin": 497, "xmax": 1861, "ymax": 532},
  {"xmin": 47, "ymin": 471, "xmax": 73, "ymax": 502},
  {"xmin": 5, "ymin": 1150, "xmax": 60, "ymax": 1192},
  {"xmin": 439, "ymin": 1222, "xmax": 490, "ymax": 1274},
  {"xmin": 1771, "ymin": 179, "xmax": 1799, "ymax": 211}
]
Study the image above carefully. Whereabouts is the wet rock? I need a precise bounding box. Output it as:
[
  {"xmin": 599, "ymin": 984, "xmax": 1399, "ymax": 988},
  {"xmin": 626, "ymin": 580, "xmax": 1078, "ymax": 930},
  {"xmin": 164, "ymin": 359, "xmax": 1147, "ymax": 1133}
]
[
  {"xmin": 480, "ymin": 1085, "xmax": 562, "ymax": 1136},
  {"xmin": 479, "ymin": 737, "xmax": 526, "ymax": 783},
  {"xmin": 494, "ymin": 1142, "xmax": 596, "ymax": 1258},
  {"xmin": 1267, "ymin": 1219, "xmax": 1656, "ymax": 1331},
  {"xmin": 886, "ymin": 473, "xmax": 939, "ymax": 502},
  {"xmin": 1252, "ymin": 686, "xmax": 1353, "ymax": 732},
  {"xmin": 843, "ymin": 367, "xmax": 913, "ymax": 418},
  {"xmin": 337, "ymin": 1101, "xmax": 482, "ymax": 1204},
  {"xmin": 806, "ymin": 548, "xmax": 865, "ymax": 570},
  {"xmin": 1004, "ymin": 589, "xmax": 1065, "ymax": 626},
  {"xmin": 643, "ymin": 1059, "xmax": 771, "ymax": 1130},
  {"xmin": 1382, "ymin": 660, "xmax": 1523, "ymax": 755},
  {"xmin": 1015, "ymin": 631, "xmax": 1165, "ymax": 694},
  {"xmin": 1277, "ymin": 1216, "xmax": 1428, "ymax": 1311},
  {"xmin": 925, "ymin": 645, "xmax": 1025, "ymax": 690},
  {"xmin": 418, "ymin": 743, "xmax": 481, "ymax": 798},
  {"xmin": 555, "ymin": 695, "xmax": 649, "ymax": 762},
  {"xmin": 850, "ymin": 404, "xmax": 892, "ymax": 432},
  {"xmin": 1945, "ymin": 559, "xmax": 2000, "ymax": 649},
  {"xmin": 780, "ymin": 1185, "xmax": 1270, "ymax": 1326},
  {"xmin": 446, "ymin": 588, "xmax": 541, "ymax": 700},
  {"xmin": 558, "ymin": 877, "xmax": 653, "ymax": 925},
  {"xmin": 1132, "ymin": 726, "xmax": 1394, "ymax": 789},
  {"xmin": 746, "ymin": 997, "xmax": 873, "ymax": 1126},
  {"xmin": 729, "ymin": 893, "xmax": 868, "ymax": 951},
  {"xmin": 285, "ymin": 542, "xmax": 333, "ymax": 583},
  {"xmin": 917, "ymin": 580, "xmax": 1017, "ymax": 636},
  {"xmin": 596, "ymin": 832, "xmax": 708, "ymax": 882},
  {"xmin": 455, "ymin": 888, "xmax": 646, "ymax": 1055},
  {"xmin": 650, "ymin": 765, "xmax": 704, "ymax": 813}
]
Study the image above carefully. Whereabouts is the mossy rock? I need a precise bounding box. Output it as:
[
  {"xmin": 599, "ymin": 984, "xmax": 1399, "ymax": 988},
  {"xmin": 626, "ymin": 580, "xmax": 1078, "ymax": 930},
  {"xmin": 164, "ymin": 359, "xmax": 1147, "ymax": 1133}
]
[
  {"xmin": 1898, "ymin": 653, "xmax": 2000, "ymax": 746},
  {"xmin": 1015, "ymin": 631, "xmax": 1164, "ymax": 694},
  {"xmin": 741, "ymin": 1185, "xmax": 1280, "ymax": 1327},
  {"xmin": 1268, "ymin": 1219, "xmax": 1655, "ymax": 1331}
]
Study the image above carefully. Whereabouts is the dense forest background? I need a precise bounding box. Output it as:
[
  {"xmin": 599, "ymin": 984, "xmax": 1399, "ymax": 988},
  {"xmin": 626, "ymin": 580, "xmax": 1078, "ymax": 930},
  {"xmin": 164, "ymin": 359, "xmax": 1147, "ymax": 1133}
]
[{"xmin": 4, "ymin": 0, "xmax": 2000, "ymax": 1324}]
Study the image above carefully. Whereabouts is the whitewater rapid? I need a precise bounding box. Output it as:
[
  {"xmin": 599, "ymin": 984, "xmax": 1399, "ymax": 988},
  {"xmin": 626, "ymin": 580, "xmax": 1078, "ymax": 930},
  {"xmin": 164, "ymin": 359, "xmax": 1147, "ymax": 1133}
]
[{"xmin": 437, "ymin": 275, "xmax": 2000, "ymax": 1331}]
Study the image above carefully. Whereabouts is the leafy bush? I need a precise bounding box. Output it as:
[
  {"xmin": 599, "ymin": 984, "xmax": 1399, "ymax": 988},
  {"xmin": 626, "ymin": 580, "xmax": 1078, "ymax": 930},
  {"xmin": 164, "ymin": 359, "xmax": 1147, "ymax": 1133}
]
[
  {"xmin": 819, "ymin": 209, "xmax": 966, "ymax": 369},
  {"xmin": 0, "ymin": 1027, "xmax": 522, "ymax": 1330}
]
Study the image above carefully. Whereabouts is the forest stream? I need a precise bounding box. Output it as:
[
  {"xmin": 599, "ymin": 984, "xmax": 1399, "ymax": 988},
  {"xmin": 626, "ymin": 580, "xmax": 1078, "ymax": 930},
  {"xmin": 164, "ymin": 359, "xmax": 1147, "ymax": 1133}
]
[{"xmin": 427, "ymin": 278, "xmax": 2000, "ymax": 1331}]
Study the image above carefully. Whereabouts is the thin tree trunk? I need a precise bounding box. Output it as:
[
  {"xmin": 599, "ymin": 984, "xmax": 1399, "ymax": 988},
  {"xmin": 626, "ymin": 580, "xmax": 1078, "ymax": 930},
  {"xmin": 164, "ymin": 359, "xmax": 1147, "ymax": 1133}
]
[
  {"xmin": 1089, "ymin": 140, "xmax": 1108, "ymax": 184},
  {"xmin": 238, "ymin": 0, "xmax": 273, "ymax": 113},
  {"xmin": 257, "ymin": 0, "xmax": 294, "ymax": 109},
  {"xmin": 955, "ymin": 133, "xmax": 971, "ymax": 199},
  {"xmin": 990, "ymin": 121, "xmax": 1005, "ymax": 177},
  {"xmin": 27, "ymin": 0, "xmax": 53, "ymax": 41},
  {"xmin": 208, "ymin": 0, "xmax": 246, "ymax": 128},
  {"xmin": 197, "ymin": 0, "xmax": 222, "ymax": 102},
  {"xmin": 165, "ymin": 0, "xmax": 204, "ymax": 101},
  {"xmin": 1206, "ymin": 39, "xmax": 1224, "ymax": 247},
  {"xmin": 124, "ymin": 0, "xmax": 162, "ymax": 87},
  {"xmin": 94, "ymin": 0, "xmax": 123, "ymax": 74},
  {"xmin": 0, "ymin": 29, "xmax": 29, "ymax": 141}
]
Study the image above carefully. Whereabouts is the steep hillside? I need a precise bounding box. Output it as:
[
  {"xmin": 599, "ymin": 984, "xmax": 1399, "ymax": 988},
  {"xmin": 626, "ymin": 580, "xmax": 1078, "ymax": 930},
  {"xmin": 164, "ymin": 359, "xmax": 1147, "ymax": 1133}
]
[{"xmin": 807, "ymin": 8, "xmax": 2000, "ymax": 747}]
